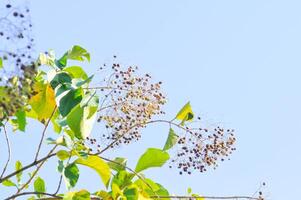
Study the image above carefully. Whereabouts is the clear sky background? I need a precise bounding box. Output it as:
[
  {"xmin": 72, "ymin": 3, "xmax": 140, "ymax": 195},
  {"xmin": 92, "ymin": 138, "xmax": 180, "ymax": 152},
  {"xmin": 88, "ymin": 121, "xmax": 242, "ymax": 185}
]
[{"xmin": 1, "ymin": 0, "xmax": 301, "ymax": 199}]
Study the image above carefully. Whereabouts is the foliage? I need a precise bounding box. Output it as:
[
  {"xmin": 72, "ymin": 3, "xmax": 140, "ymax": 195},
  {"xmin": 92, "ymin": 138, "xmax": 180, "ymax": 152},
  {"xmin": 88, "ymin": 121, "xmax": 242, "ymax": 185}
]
[{"xmin": 0, "ymin": 45, "xmax": 265, "ymax": 200}]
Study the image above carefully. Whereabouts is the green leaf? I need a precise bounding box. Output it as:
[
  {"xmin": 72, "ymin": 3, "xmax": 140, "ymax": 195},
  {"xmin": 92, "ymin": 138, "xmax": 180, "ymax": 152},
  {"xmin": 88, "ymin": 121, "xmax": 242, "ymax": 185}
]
[
  {"xmin": 34, "ymin": 177, "xmax": 46, "ymax": 197},
  {"xmin": 73, "ymin": 190, "xmax": 90, "ymax": 200},
  {"xmin": 112, "ymin": 170, "xmax": 132, "ymax": 189},
  {"xmin": 49, "ymin": 72, "xmax": 72, "ymax": 89},
  {"xmin": 135, "ymin": 148, "xmax": 170, "ymax": 173},
  {"xmin": 63, "ymin": 66, "xmax": 88, "ymax": 80},
  {"xmin": 10, "ymin": 110, "xmax": 26, "ymax": 132},
  {"xmin": 64, "ymin": 163, "xmax": 79, "ymax": 189},
  {"xmin": 56, "ymin": 150, "xmax": 70, "ymax": 161},
  {"xmin": 163, "ymin": 128, "xmax": 179, "ymax": 151},
  {"xmin": 15, "ymin": 160, "xmax": 23, "ymax": 183},
  {"xmin": 75, "ymin": 155, "xmax": 111, "ymax": 187},
  {"xmin": 66, "ymin": 93, "xmax": 98, "ymax": 139},
  {"xmin": 108, "ymin": 157, "xmax": 127, "ymax": 172},
  {"xmin": 55, "ymin": 52, "xmax": 68, "ymax": 69},
  {"xmin": 187, "ymin": 187, "xmax": 192, "ymax": 194},
  {"xmin": 124, "ymin": 184, "xmax": 139, "ymax": 200},
  {"xmin": 51, "ymin": 109, "xmax": 62, "ymax": 133},
  {"xmin": 68, "ymin": 45, "xmax": 90, "ymax": 62},
  {"xmin": 2, "ymin": 179, "xmax": 17, "ymax": 187},
  {"xmin": 0, "ymin": 57, "xmax": 3, "ymax": 68},
  {"xmin": 56, "ymin": 88, "xmax": 83, "ymax": 117},
  {"xmin": 176, "ymin": 102, "xmax": 194, "ymax": 123}
]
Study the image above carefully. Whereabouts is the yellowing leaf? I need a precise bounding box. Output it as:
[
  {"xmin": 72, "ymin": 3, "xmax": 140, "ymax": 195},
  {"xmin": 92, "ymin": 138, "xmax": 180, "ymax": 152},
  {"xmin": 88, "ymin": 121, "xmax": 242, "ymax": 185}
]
[
  {"xmin": 75, "ymin": 155, "xmax": 111, "ymax": 187},
  {"xmin": 176, "ymin": 102, "xmax": 194, "ymax": 123},
  {"xmin": 29, "ymin": 82, "xmax": 56, "ymax": 121}
]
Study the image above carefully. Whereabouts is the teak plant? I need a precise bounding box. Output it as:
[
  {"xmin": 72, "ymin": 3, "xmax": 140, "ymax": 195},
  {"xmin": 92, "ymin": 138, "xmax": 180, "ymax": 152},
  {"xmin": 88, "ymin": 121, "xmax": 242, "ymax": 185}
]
[{"xmin": 0, "ymin": 45, "xmax": 265, "ymax": 200}]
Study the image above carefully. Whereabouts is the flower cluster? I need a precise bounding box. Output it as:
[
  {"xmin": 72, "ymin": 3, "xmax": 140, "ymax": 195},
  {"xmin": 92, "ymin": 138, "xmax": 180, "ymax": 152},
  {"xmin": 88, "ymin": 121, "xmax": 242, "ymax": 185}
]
[
  {"xmin": 170, "ymin": 124, "xmax": 236, "ymax": 174},
  {"xmin": 96, "ymin": 61, "xmax": 166, "ymax": 147}
]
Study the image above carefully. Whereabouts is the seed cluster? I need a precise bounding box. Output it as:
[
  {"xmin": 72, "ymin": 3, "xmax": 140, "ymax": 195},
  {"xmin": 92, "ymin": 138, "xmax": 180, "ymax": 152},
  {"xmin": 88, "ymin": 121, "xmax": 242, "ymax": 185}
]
[
  {"xmin": 96, "ymin": 61, "xmax": 166, "ymax": 147},
  {"xmin": 0, "ymin": 2, "xmax": 36, "ymax": 122},
  {"xmin": 0, "ymin": 1, "xmax": 34, "ymax": 77},
  {"xmin": 170, "ymin": 124, "xmax": 236, "ymax": 175},
  {"xmin": 0, "ymin": 63, "xmax": 37, "ymax": 122}
]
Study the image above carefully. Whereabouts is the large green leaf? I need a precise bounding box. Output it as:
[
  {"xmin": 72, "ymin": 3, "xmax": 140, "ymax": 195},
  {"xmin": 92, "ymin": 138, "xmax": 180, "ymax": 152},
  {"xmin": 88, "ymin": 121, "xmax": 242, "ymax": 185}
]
[
  {"xmin": 34, "ymin": 177, "xmax": 46, "ymax": 197},
  {"xmin": 75, "ymin": 155, "xmax": 111, "ymax": 187},
  {"xmin": 163, "ymin": 128, "xmax": 179, "ymax": 151},
  {"xmin": 63, "ymin": 66, "xmax": 88, "ymax": 80},
  {"xmin": 56, "ymin": 88, "xmax": 83, "ymax": 117},
  {"xmin": 66, "ymin": 93, "xmax": 98, "ymax": 139},
  {"xmin": 135, "ymin": 148, "xmax": 170, "ymax": 173},
  {"xmin": 64, "ymin": 163, "xmax": 79, "ymax": 189},
  {"xmin": 176, "ymin": 102, "xmax": 194, "ymax": 123},
  {"xmin": 68, "ymin": 45, "xmax": 90, "ymax": 62}
]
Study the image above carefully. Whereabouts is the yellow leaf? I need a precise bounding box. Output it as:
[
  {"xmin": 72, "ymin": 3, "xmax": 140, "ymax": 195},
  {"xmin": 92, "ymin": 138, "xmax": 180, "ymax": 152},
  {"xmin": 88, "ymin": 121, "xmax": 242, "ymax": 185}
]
[
  {"xmin": 75, "ymin": 155, "xmax": 111, "ymax": 188},
  {"xmin": 29, "ymin": 82, "xmax": 56, "ymax": 121}
]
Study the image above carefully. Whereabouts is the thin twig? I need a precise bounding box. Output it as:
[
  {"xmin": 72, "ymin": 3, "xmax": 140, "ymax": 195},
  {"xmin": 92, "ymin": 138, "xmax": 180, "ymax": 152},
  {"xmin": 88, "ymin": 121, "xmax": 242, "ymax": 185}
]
[
  {"xmin": 0, "ymin": 152, "xmax": 56, "ymax": 184},
  {"xmin": 34, "ymin": 106, "xmax": 57, "ymax": 161},
  {"xmin": 0, "ymin": 124, "xmax": 11, "ymax": 179},
  {"xmin": 15, "ymin": 145, "xmax": 58, "ymax": 194},
  {"xmin": 98, "ymin": 119, "xmax": 189, "ymax": 155}
]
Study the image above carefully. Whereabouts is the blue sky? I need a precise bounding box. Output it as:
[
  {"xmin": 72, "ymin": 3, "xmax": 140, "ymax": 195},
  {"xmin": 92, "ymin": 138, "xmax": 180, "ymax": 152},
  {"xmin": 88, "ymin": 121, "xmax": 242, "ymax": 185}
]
[{"xmin": 1, "ymin": 0, "xmax": 301, "ymax": 199}]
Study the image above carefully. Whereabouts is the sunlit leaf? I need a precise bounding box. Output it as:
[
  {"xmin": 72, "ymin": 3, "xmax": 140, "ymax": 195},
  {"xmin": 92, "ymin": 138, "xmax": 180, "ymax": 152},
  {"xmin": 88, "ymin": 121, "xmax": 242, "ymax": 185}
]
[
  {"xmin": 56, "ymin": 150, "xmax": 70, "ymax": 161},
  {"xmin": 163, "ymin": 128, "xmax": 178, "ymax": 151},
  {"xmin": 73, "ymin": 190, "xmax": 90, "ymax": 200},
  {"xmin": 34, "ymin": 177, "xmax": 46, "ymax": 197},
  {"xmin": 29, "ymin": 82, "xmax": 56, "ymax": 121},
  {"xmin": 15, "ymin": 160, "xmax": 23, "ymax": 184},
  {"xmin": 10, "ymin": 110, "xmax": 26, "ymax": 132},
  {"xmin": 63, "ymin": 66, "xmax": 88, "ymax": 80},
  {"xmin": 135, "ymin": 148, "xmax": 170, "ymax": 173},
  {"xmin": 75, "ymin": 155, "xmax": 111, "ymax": 187},
  {"xmin": 2, "ymin": 179, "xmax": 16, "ymax": 187},
  {"xmin": 176, "ymin": 102, "xmax": 194, "ymax": 123},
  {"xmin": 67, "ymin": 45, "xmax": 90, "ymax": 62},
  {"xmin": 0, "ymin": 57, "xmax": 3, "ymax": 68}
]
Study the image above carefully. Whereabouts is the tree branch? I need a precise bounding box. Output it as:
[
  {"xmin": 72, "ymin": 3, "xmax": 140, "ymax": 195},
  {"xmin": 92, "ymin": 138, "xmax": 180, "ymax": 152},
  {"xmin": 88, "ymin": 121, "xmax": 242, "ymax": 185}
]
[
  {"xmin": 150, "ymin": 196, "xmax": 261, "ymax": 200},
  {"xmin": 15, "ymin": 145, "xmax": 58, "ymax": 195},
  {"xmin": 0, "ymin": 124, "xmax": 11, "ymax": 179},
  {"xmin": 34, "ymin": 106, "xmax": 57, "ymax": 161},
  {"xmin": 4, "ymin": 192, "xmax": 61, "ymax": 200},
  {"xmin": 0, "ymin": 152, "xmax": 56, "ymax": 184}
]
